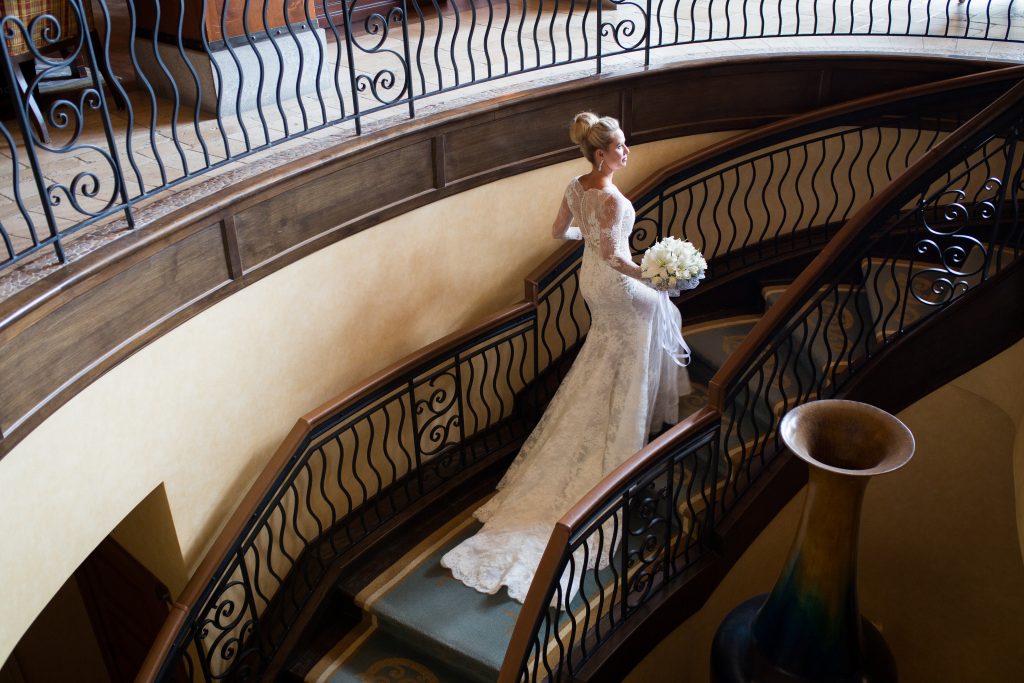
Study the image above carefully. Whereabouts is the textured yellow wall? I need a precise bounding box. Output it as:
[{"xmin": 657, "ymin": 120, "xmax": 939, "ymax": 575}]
[
  {"xmin": 0, "ymin": 131, "xmax": 734, "ymax": 665},
  {"xmin": 625, "ymin": 337, "xmax": 1024, "ymax": 682}
]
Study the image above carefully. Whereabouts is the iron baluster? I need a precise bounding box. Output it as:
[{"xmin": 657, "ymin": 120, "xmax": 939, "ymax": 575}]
[
  {"xmin": 258, "ymin": 0, "xmax": 290, "ymax": 139},
  {"xmin": 401, "ymin": 0, "xmax": 415, "ymax": 118},
  {"xmin": 199, "ymin": 0, "xmax": 232, "ymax": 160},
  {"xmin": 0, "ymin": 17, "xmax": 63, "ymax": 260},
  {"xmin": 342, "ymin": 0, "xmax": 362, "ymax": 135},
  {"xmin": 220, "ymin": 1, "xmax": 253, "ymax": 151},
  {"xmin": 73, "ymin": 0, "xmax": 134, "ymax": 227},
  {"xmin": 982, "ymin": 128, "xmax": 1019, "ymax": 278},
  {"xmin": 644, "ymin": 0, "xmax": 651, "ymax": 64}
]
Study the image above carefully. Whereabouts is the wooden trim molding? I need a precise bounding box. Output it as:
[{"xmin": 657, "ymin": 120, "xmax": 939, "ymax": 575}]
[{"xmin": 0, "ymin": 53, "xmax": 1001, "ymax": 457}]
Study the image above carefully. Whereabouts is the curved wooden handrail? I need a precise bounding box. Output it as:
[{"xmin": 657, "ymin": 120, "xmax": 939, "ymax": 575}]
[
  {"xmin": 135, "ymin": 301, "xmax": 537, "ymax": 680},
  {"xmin": 499, "ymin": 70, "xmax": 1024, "ymax": 683},
  {"xmin": 522, "ymin": 64, "xmax": 1024, "ymax": 302},
  {"xmin": 626, "ymin": 64, "xmax": 1024, "ymax": 206},
  {"xmin": 137, "ymin": 65, "xmax": 1024, "ymax": 683},
  {"xmin": 708, "ymin": 77, "xmax": 1024, "ymax": 409}
]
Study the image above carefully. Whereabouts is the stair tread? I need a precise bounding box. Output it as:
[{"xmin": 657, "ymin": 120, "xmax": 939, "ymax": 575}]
[
  {"xmin": 308, "ymin": 509, "xmax": 514, "ymax": 683},
  {"xmin": 683, "ymin": 314, "xmax": 762, "ymax": 373},
  {"xmin": 353, "ymin": 513, "xmax": 518, "ymax": 680},
  {"xmin": 305, "ymin": 623, "xmax": 481, "ymax": 683}
]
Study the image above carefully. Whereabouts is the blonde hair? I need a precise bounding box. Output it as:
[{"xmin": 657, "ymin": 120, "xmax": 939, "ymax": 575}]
[{"xmin": 569, "ymin": 111, "xmax": 621, "ymax": 164}]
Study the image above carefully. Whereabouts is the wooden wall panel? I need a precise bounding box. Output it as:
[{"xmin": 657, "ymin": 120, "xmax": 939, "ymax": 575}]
[
  {"xmin": 234, "ymin": 140, "xmax": 436, "ymax": 271},
  {"xmin": 630, "ymin": 64, "xmax": 825, "ymax": 137},
  {"xmin": 0, "ymin": 55, "xmax": 1001, "ymax": 455},
  {"xmin": 443, "ymin": 92, "xmax": 621, "ymax": 182},
  {"xmin": 823, "ymin": 63, "xmax": 989, "ymax": 105},
  {"xmin": 0, "ymin": 224, "xmax": 231, "ymax": 436}
]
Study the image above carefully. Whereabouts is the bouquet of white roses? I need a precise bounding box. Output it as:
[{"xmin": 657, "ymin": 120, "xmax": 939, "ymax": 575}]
[{"xmin": 640, "ymin": 236, "xmax": 707, "ymax": 293}]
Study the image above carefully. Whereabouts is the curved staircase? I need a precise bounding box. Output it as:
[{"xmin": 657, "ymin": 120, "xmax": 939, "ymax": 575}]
[
  {"xmin": 137, "ymin": 66, "xmax": 1024, "ymax": 683},
  {"xmin": 285, "ymin": 246, "xmax": 996, "ymax": 682}
]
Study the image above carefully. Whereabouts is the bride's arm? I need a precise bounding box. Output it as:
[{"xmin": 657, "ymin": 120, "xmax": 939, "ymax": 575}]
[
  {"xmin": 551, "ymin": 197, "xmax": 582, "ymax": 240},
  {"xmin": 598, "ymin": 194, "xmax": 642, "ymax": 280}
]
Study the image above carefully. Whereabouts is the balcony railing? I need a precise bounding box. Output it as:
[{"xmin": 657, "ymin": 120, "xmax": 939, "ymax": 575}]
[
  {"xmin": 1, "ymin": 0, "xmax": 1022, "ymax": 275},
  {"xmin": 135, "ymin": 67, "xmax": 1021, "ymax": 683},
  {"xmin": 504, "ymin": 71, "xmax": 1024, "ymax": 683}
]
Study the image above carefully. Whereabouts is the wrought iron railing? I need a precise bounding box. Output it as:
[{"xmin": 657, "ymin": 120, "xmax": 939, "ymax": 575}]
[
  {"xmin": 626, "ymin": 70, "xmax": 1018, "ymax": 273},
  {"xmin": 1, "ymin": 0, "xmax": 1022, "ymax": 272},
  {"xmin": 139, "ymin": 232, "xmax": 588, "ymax": 681},
  {"xmin": 503, "ymin": 71, "xmax": 1024, "ymax": 683},
  {"xmin": 711, "ymin": 78, "xmax": 1024, "ymax": 515},
  {"xmin": 136, "ymin": 69, "xmax": 1019, "ymax": 683}
]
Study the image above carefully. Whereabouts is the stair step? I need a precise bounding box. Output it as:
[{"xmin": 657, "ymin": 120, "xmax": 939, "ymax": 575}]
[
  {"xmin": 304, "ymin": 620, "xmax": 480, "ymax": 683},
  {"xmin": 761, "ymin": 283, "xmax": 788, "ymax": 308},
  {"xmin": 682, "ymin": 314, "xmax": 762, "ymax": 375},
  {"xmin": 355, "ymin": 514, "xmax": 517, "ymax": 682},
  {"xmin": 300, "ymin": 311, "xmax": 763, "ymax": 683},
  {"xmin": 307, "ymin": 510, "xmax": 517, "ymax": 683}
]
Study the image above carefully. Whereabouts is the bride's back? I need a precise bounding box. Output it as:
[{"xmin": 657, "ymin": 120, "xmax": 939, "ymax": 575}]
[{"xmin": 566, "ymin": 177, "xmax": 634, "ymax": 257}]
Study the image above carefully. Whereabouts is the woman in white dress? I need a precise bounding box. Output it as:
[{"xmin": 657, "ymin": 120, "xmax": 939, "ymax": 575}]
[{"xmin": 441, "ymin": 112, "xmax": 691, "ymax": 603}]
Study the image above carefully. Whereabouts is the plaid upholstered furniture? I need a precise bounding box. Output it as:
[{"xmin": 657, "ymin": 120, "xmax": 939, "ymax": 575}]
[
  {"xmin": 1, "ymin": 0, "xmax": 102, "ymax": 141},
  {"xmin": 0, "ymin": 0, "xmax": 95, "ymax": 57}
]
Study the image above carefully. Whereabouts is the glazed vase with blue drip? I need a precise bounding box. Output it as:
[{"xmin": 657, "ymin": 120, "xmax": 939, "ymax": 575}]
[{"xmin": 711, "ymin": 399, "xmax": 915, "ymax": 683}]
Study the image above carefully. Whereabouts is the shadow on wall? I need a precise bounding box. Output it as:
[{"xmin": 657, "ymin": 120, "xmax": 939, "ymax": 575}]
[{"xmin": 0, "ymin": 484, "xmax": 187, "ymax": 683}]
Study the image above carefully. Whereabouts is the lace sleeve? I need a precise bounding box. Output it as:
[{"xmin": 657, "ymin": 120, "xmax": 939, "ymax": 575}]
[
  {"xmin": 551, "ymin": 196, "xmax": 582, "ymax": 241},
  {"xmin": 597, "ymin": 193, "xmax": 641, "ymax": 279}
]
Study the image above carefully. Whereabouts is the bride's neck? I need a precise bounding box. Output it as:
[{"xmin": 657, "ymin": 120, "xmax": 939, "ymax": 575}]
[{"xmin": 581, "ymin": 169, "xmax": 615, "ymax": 189}]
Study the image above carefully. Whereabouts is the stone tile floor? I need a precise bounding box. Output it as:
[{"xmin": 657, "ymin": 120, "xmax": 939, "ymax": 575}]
[{"xmin": 0, "ymin": 0, "xmax": 1022, "ymax": 299}]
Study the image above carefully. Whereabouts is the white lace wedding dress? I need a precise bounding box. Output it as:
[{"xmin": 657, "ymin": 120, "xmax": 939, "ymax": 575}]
[{"xmin": 440, "ymin": 177, "xmax": 691, "ymax": 603}]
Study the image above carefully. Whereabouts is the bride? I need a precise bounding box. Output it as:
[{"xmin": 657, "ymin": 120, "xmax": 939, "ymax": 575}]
[{"xmin": 440, "ymin": 112, "xmax": 691, "ymax": 603}]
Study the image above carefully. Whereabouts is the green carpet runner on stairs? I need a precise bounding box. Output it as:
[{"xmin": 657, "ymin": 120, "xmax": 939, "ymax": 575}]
[
  {"xmin": 304, "ymin": 397, "xmax": 724, "ymax": 682},
  {"xmin": 304, "ymin": 279, "xmax": 908, "ymax": 682},
  {"xmin": 305, "ymin": 509, "xmax": 515, "ymax": 683},
  {"xmin": 298, "ymin": 252, "xmax": 966, "ymax": 681}
]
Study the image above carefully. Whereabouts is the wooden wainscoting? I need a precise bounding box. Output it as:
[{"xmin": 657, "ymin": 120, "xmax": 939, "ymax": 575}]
[{"xmin": 0, "ymin": 54, "xmax": 999, "ymax": 458}]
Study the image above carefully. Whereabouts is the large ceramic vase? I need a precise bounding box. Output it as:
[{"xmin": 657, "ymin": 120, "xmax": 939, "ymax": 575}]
[{"xmin": 711, "ymin": 399, "xmax": 915, "ymax": 683}]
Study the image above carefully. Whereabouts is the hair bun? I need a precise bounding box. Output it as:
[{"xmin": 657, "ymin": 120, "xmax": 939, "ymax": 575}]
[{"xmin": 569, "ymin": 111, "xmax": 599, "ymax": 146}]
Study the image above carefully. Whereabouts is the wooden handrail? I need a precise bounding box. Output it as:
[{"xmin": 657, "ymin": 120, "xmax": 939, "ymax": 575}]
[
  {"xmin": 708, "ymin": 77, "xmax": 1024, "ymax": 409},
  {"xmin": 626, "ymin": 64, "xmax": 1024, "ymax": 206},
  {"xmin": 498, "ymin": 69, "xmax": 1024, "ymax": 683},
  {"xmin": 138, "ymin": 65, "xmax": 1024, "ymax": 683},
  {"xmin": 522, "ymin": 66, "xmax": 1024, "ymax": 302},
  {"xmin": 498, "ymin": 406, "xmax": 720, "ymax": 683}
]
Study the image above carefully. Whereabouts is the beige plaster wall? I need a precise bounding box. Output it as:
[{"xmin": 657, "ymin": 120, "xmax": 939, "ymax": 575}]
[
  {"xmin": 626, "ymin": 336, "xmax": 1024, "ymax": 682},
  {"xmin": 111, "ymin": 485, "xmax": 189, "ymax": 597},
  {"xmin": 0, "ymin": 131, "xmax": 735, "ymax": 665},
  {"xmin": 950, "ymin": 339, "xmax": 1024, "ymax": 567}
]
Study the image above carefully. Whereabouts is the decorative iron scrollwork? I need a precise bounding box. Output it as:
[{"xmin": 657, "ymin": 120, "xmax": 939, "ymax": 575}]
[{"xmin": 350, "ymin": 1, "xmax": 411, "ymax": 107}]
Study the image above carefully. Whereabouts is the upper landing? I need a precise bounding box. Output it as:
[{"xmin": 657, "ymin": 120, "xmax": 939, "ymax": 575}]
[
  {"xmin": 0, "ymin": 0, "xmax": 1021, "ymax": 458},
  {"xmin": 1, "ymin": 0, "xmax": 1021, "ymax": 297}
]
